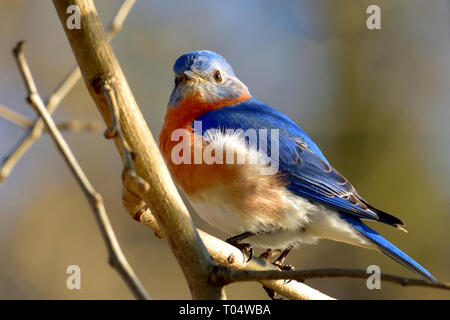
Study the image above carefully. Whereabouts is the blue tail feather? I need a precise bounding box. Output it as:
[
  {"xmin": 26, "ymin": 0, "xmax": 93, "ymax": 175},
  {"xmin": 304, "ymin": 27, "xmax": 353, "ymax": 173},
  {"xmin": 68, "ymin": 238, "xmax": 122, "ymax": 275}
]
[{"xmin": 341, "ymin": 215, "xmax": 436, "ymax": 281}]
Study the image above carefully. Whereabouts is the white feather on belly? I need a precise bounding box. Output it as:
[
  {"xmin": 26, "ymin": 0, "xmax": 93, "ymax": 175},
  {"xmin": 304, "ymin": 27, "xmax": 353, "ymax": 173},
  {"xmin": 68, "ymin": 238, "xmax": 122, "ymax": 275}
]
[{"xmin": 189, "ymin": 190, "xmax": 375, "ymax": 250}]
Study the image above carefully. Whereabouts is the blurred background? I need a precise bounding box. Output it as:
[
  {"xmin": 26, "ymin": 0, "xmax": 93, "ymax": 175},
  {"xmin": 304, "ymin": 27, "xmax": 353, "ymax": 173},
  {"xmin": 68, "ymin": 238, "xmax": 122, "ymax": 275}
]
[{"xmin": 0, "ymin": 0, "xmax": 449, "ymax": 299}]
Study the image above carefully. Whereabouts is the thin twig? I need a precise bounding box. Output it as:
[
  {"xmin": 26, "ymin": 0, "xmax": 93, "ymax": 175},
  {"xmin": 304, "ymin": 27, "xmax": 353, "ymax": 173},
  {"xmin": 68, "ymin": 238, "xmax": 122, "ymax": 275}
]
[
  {"xmin": 0, "ymin": 104, "xmax": 102, "ymax": 132},
  {"xmin": 106, "ymin": 0, "xmax": 135, "ymax": 40},
  {"xmin": 215, "ymin": 267, "xmax": 450, "ymax": 291},
  {"xmin": 0, "ymin": 68, "xmax": 80, "ymax": 183},
  {"xmin": 0, "ymin": 104, "xmax": 32, "ymax": 128},
  {"xmin": 13, "ymin": 41, "xmax": 150, "ymax": 300},
  {"xmin": 0, "ymin": 0, "xmax": 134, "ymax": 183},
  {"xmin": 102, "ymin": 80, "xmax": 149, "ymax": 193},
  {"xmin": 53, "ymin": 120, "xmax": 103, "ymax": 132}
]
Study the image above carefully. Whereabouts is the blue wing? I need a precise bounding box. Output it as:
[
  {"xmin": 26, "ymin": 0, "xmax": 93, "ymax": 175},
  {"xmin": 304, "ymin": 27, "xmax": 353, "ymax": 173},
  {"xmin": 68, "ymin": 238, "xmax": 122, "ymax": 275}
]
[{"xmin": 195, "ymin": 98, "xmax": 403, "ymax": 227}]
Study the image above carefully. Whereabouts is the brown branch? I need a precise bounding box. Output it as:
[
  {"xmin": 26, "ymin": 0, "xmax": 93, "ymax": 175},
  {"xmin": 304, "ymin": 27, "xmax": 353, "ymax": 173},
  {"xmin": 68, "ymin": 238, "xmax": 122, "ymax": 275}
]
[
  {"xmin": 53, "ymin": 0, "xmax": 226, "ymax": 300},
  {"xmin": 12, "ymin": 41, "xmax": 150, "ymax": 300},
  {"xmin": 0, "ymin": 104, "xmax": 102, "ymax": 132},
  {"xmin": 215, "ymin": 267, "xmax": 450, "ymax": 291},
  {"xmin": 0, "ymin": 0, "xmax": 134, "ymax": 183}
]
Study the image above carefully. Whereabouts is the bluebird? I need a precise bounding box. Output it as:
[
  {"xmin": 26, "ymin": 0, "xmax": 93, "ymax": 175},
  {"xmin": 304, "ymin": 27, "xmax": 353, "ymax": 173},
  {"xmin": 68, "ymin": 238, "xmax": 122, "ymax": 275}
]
[{"xmin": 159, "ymin": 50, "xmax": 436, "ymax": 282}]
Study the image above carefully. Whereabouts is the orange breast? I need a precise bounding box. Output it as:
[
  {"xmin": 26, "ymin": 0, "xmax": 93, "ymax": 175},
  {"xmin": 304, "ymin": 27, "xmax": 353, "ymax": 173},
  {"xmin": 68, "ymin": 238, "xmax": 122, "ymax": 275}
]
[{"xmin": 159, "ymin": 92, "xmax": 250, "ymax": 192}]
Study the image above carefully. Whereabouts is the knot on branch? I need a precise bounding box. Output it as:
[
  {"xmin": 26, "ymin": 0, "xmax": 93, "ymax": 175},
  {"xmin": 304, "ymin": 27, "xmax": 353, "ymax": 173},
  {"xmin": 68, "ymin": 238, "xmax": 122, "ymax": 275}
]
[
  {"xmin": 104, "ymin": 127, "xmax": 117, "ymax": 139},
  {"xmin": 208, "ymin": 265, "xmax": 232, "ymax": 287},
  {"xmin": 91, "ymin": 73, "xmax": 117, "ymax": 95}
]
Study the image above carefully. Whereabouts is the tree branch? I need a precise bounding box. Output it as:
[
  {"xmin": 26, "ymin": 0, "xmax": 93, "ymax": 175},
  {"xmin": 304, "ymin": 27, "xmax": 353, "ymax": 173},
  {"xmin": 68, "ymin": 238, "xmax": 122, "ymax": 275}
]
[
  {"xmin": 0, "ymin": 0, "xmax": 134, "ymax": 183},
  {"xmin": 12, "ymin": 41, "xmax": 150, "ymax": 300},
  {"xmin": 0, "ymin": 104, "xmax": 102, "ymax": 132},
  {"xmin": 0, "ymin": 104, "xmax": 33, "ymax": 128},
  {"xmin": 215, "ymin": 267, "xmax": 450, "ymax": 291},
  {"xmin": 52, "ymin": 119, "xmax": 102, "ymax": 132},
  {"xmin": 52, "ymin": 0, "xmax": 226, "ymax": 300}
]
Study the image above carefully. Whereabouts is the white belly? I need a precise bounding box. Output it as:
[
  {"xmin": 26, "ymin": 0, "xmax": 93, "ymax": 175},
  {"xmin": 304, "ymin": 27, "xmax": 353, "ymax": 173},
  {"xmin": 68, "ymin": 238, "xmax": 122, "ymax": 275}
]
[{"xmin": 188, "ymin": 188, "xmax": 375, "ymax": 250}]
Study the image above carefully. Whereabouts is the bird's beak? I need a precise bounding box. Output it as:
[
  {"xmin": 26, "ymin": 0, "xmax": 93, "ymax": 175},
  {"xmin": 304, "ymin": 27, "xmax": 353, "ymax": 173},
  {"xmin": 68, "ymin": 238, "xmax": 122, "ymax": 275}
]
[
  {"xmin": 183, "ymin": 70, "xmax": 200, "ymax": 81},
  {"xmin": 175, "ymin": 70, "xmax": 202, "ymax": 86}
]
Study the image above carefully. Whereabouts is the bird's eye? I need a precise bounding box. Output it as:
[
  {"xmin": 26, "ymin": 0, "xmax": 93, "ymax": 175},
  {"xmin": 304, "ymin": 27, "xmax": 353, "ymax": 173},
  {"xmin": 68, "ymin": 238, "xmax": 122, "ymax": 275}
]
[{"xmin": 213, "ymin": 70, "xmax": 222, "ymax": 83}]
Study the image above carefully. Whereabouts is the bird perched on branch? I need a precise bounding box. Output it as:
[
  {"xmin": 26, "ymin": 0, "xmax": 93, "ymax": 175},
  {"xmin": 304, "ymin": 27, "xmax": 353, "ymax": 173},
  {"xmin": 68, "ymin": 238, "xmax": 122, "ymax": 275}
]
[{"xmin": 159, "ymin": 50, "xmax": 436, "ymax": 288}]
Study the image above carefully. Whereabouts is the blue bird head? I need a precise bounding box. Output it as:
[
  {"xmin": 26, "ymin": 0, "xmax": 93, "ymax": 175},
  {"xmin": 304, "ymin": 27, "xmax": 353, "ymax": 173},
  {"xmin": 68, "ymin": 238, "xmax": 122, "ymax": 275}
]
[{"xmin": 169, "ymin": 50, "xmax": 250, "ymax": 106}]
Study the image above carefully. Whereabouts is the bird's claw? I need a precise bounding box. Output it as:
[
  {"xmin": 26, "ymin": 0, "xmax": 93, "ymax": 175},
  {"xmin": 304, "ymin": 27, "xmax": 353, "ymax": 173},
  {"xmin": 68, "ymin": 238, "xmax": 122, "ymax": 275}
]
[
  {"xmin": 259, "ymin": 248, "xmax": 275, "ymax": 261},
  {"xmin": 273, "ymin": 262, "xmax": 295, "ymax": 271},
  {"xmin": 273, "ymin": 261, "xmax": 295, "ymax": 284},
  {"xmin": 234, "ymin": 243, "xmax": 253, "ymax": 262},
  {"xmin": 225, "ymin": 232, "xmax": 254, "ymax": 263},
  {"xmin": 226, "ymin": 240, "xmax": 253, "ymax": 263}
]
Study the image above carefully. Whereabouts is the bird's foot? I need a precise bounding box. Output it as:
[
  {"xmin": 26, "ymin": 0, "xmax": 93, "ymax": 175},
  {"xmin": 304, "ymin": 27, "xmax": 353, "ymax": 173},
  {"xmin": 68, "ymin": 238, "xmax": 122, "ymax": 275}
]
[
  {"xmin": 273, "ymin": 261, "xmax": 295, "ymax": 271},
  {"xmin": 233, "ymin": 242, "xmax": 253, "ymax": 262},
  {"xmin": 273, "ymin": 262, "xmax": 295, "ymax": 284},
  {"xmin": 226, "ymin": 232, "xmax": 254, "ymax": 263},
  {"xmin": 225, "ymin": 240, "xmax": 253, "ymax": 262},
  {"xmin": 272, "ymin": 248, "xmax": 294, "ymax": 284}
]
